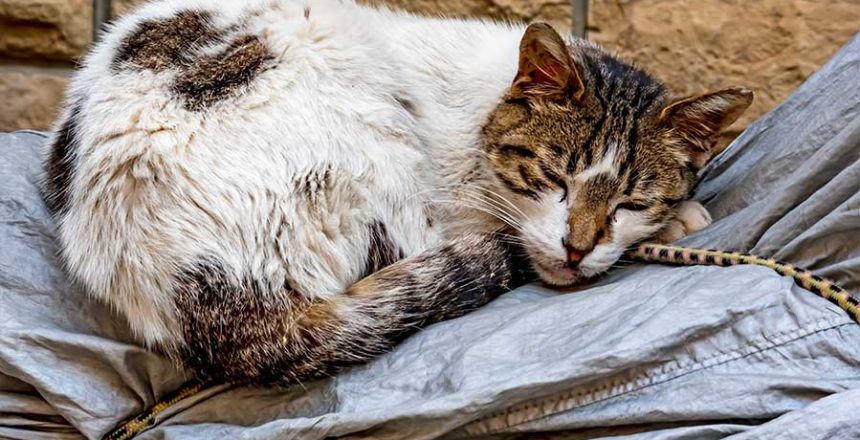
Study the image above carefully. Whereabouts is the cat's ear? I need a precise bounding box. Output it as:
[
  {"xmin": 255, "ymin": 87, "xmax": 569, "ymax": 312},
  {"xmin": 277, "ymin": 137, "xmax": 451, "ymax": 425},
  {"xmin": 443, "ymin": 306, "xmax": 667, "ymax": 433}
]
[
  {"xmin": 660, "ymin": 87, "xmax": 754, "ymax": 168},
  {"xmin": 511, "ymin": 23, "xmax": 585, "ymax": 102}
]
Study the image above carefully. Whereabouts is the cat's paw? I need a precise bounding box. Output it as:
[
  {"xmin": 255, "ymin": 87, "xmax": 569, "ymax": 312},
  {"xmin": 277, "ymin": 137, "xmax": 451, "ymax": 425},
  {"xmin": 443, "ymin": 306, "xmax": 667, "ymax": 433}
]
[{"xmin": 654, "ymin": 201, "xmax": 712, "ymax": 243}]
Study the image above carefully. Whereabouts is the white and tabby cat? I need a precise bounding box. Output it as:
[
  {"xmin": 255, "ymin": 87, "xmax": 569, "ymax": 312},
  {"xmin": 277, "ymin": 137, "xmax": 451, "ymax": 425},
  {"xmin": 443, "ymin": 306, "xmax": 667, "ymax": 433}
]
[{"xmin": 43, "ymin": 0, "xmax": 752, "ymax": 384}]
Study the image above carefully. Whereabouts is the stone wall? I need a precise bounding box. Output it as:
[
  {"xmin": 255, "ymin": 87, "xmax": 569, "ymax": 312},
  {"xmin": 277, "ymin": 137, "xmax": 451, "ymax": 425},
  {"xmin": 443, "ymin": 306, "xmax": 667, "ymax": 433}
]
[
  {"xmin": 0, "ymin": 0, "xmax": 92, "ymax": 130},
  {"xmin": 361, "ymin": 0, "xmax": 572, "ymax": 32},
  {"xmin": 589, "ymin": 0, "xmax": 860, "ymax": 144},
  {"xmin": 1, "ymin": 0, "xmax": 858, "ymax": 135}
]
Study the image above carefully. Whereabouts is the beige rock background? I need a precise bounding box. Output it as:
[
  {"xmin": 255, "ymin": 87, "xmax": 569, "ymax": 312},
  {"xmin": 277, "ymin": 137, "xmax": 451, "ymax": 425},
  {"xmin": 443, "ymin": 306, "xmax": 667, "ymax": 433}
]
[
  {"xmin": 361, "ymin": 0, "xmax": 573, "ymax": 32},
  {"xmin": 1, "ymin": 0, "xmax": 859, "ymax": 137},
  {"xmin": 0, "ymin": 70, "xmax": 69, "ymax": 129},
  {"xmin": 0, "ymin": 0, "xmax": 92, "ymax": 131},
  {"xmin": 589, "ymin": 0, "xmax": 860, "ymax": 144},
  {"xmin": 0, "ymin": 0, "xmax": 91, "ymax": 60},
  {"xmin": 110, "ymin": 0, "xmax": 143, "ymax": 18}
]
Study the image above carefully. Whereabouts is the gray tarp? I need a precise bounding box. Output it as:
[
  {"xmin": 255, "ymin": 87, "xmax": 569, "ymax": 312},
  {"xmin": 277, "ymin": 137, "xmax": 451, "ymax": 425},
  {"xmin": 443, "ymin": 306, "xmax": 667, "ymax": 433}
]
[{"xmin": 2, "ymin": 34, "xmax": 859, "ymax": 440}]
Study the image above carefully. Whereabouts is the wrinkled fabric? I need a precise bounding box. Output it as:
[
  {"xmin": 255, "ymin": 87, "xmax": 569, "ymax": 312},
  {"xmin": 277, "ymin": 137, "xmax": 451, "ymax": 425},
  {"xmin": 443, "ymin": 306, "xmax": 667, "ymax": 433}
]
[{"xmin": 1, "ymin": 34, "xmax": 859, "ymax": 440}]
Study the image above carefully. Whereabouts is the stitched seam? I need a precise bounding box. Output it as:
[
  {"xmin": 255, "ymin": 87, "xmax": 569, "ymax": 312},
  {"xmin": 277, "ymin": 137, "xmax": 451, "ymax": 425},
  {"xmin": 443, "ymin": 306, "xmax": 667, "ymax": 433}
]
[{"xmin": 463, "ymin": 317, "xmax": 852, "ymax": 436}]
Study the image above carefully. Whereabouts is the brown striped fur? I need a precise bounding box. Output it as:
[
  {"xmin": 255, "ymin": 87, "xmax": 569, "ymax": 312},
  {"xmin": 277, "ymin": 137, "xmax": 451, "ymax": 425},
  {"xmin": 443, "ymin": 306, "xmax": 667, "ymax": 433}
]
[
  {"xmin": 112, "ymin": 11, "xmax": 225, "ymax": 72},
  {"xmin": 174, "ymin": 34, "xmax": 275, "ymax": 110},
  {"xmin": 175, "ymin": 234, "xmax": 531, "ymax": 385},
  {"xmin": 113, "ymin": 11, "xmax": 275, "ymax": 110},
  {"xmin": 43, "ymin": 103, "xmax": 82, "ymax": 215}
]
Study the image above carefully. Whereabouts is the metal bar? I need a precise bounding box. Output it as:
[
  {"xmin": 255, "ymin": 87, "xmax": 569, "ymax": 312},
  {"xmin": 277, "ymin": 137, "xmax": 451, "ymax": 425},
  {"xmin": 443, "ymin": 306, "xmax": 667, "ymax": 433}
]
[
  {"xmin": 92, "ymin": 0, "xmax": 112, "ymax": 43},
  {"xmin": 572, "ymin": 0, "xmax": 588, "ymax": 39}
]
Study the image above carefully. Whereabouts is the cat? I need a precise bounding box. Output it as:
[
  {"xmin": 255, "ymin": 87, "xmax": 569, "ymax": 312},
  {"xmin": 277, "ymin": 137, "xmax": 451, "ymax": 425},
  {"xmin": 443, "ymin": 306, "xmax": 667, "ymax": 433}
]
[{"xmin": 43, "ymin": 0, "xmax": 752, "ymax": 385}]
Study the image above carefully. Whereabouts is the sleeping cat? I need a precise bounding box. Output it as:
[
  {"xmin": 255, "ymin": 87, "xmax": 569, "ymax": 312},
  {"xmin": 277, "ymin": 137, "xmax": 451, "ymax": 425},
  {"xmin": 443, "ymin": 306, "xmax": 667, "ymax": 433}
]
[{"xmin": 43, "ymin": 0, "xmax": 752, "ymax": 385}]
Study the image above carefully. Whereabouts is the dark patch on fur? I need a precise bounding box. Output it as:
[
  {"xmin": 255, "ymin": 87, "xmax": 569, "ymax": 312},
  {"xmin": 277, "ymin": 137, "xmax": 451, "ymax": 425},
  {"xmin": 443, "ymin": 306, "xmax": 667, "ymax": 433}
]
[
  {"xmin": 113, "ymin": 11, "xmax": 276, "ymax": 110},
  {"xmin": 364, "ymin": 221, "xmax": 404, "ymax": 277},
  {"xmin": 174, "ymin": 260, "xmax": 360, "ymax": 384},
  {"xmin": 394, "ymin": 95, "xmax": 418, "ymax": 116},
  {"xmin": 113, "ymin": 10, "xmax": 224, "ymax": 71},
  {"xmin": 294, "ymin": 166, "xmax": 333, "ymax": 202},
  {"xmin": 173, "ymin": 35, "xmax": 275, "ymax": 111},
  {"xmin": 174, "ymin": 259, "xmax": 296, "ymax": 382},
  {"xmin": 43, "ymin": 103, "xmax": 82, "ymax": 216}
]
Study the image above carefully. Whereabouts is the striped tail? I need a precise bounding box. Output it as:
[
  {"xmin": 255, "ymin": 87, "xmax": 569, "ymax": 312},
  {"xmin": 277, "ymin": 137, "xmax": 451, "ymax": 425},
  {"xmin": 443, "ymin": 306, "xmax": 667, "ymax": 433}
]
[
  {"xmin": 174, "ymin": 233, "xmax": 532, "ymax": 386},
  {"xmin": 629, "ymin": 243, "xmax": 859, "ymax": 324}
]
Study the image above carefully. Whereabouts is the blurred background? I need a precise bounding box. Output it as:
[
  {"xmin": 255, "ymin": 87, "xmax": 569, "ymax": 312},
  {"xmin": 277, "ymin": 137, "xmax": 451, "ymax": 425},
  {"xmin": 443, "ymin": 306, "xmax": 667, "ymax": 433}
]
[{"xmin": 1, "ymin": 0, "xmax": 859, "ymax": 145}]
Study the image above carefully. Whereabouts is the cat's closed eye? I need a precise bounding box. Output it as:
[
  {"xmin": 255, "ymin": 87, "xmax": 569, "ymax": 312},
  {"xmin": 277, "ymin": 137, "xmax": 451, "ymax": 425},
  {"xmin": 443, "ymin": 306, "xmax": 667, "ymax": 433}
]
[
  {"xmin": 498, "ymin": 144, "xmax": 536, "ymax": 158},
  {"xmin": 614, "ymin": 201, "xmax": 651, "ymax": 213}
]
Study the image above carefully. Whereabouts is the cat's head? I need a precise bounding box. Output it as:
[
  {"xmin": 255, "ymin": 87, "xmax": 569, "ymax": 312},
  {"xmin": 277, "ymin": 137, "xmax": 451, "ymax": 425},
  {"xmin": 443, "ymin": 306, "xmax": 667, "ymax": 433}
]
[{"xmin": 482, "ymin": 23, "xmax": 753, "ymax": 286}]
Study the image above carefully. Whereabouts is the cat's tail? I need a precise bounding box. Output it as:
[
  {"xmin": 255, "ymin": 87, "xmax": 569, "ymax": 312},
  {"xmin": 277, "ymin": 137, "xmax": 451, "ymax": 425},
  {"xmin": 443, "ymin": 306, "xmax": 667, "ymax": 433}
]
[{"xmin": 175, "ymin": 233, "xmax": 533, "ymax": 385}]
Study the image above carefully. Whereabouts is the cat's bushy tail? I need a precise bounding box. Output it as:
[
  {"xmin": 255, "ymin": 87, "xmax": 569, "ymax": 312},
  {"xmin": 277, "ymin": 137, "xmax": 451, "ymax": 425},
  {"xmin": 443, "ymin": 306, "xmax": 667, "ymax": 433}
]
[{"xmin": 174, "ymin": 234, "xmax": 532, "ymax": 385}]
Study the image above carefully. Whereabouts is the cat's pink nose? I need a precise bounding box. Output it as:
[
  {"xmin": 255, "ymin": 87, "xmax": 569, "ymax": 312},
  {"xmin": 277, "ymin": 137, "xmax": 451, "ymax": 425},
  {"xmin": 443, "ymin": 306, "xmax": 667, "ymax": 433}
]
[
  {"xmin": 563, "ymin": 236, "xmax": 592, "ymax": 268},
  {"xmin": 568, "ymin": 248, "xmax": 586, "ymax": 267}
]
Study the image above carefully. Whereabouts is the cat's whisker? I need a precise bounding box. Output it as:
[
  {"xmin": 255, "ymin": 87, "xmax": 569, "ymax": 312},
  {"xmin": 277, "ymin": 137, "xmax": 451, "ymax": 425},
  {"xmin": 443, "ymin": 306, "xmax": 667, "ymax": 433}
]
[
  {"xmin": 454, "ymin": 191, "xmax": 532, "ymax": 232},
  {"xmin": 401, "ymin": 187, "xmax": 456, "ymax": 204},
  {"xmin": 493, "ymin": 232, "xmax": 527, "ymax": 245},
  {"xmin": 432, "ymin": 193, "xmax": 527, "ymax": 231},
  {"xmin": 480, "ymin": 187, "xmax": 529, "ymax": 219},
  {"xmin": 495, "ymin": 238, "xmax": 527, "ymax": 247},
  {"xmin": 426, "ymin": 198, "xmax": 524, "ymax": 232},
  {"xmin": 449, "ymin": 188, "xmax": 515, "ymax": 214},
  {"xmin": 406, "ymin": 185, "xmax": 536, "ymax": 236},
  {"xmin": 455, "ymin": 188, "xmax": 529, "ymax": 227}
]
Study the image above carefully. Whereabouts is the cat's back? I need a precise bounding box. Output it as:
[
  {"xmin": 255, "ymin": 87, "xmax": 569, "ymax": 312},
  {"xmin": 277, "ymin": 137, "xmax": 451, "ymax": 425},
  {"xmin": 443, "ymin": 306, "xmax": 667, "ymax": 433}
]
[{"xmin": 68, "ymin": 0, "xmax": 416, "ymax": 166}]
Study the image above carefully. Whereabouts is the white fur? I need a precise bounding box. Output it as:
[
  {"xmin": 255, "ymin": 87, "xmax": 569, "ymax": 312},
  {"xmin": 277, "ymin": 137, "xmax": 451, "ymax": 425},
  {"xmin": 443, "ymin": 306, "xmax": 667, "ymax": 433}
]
[
  {"xmin": 654, "ymin": 200, "xmax": 713, "ymax": 243},
  {"xmin": 519, "ymin": 189, "xmax": 570, "ymax": 261},
  {"xmin": 579, "ymin": 210, "xmax": 663, "ymax": 277},
  {"xmin": 574, "ymin": 142, "xmax": 618, "ymax": 182}
]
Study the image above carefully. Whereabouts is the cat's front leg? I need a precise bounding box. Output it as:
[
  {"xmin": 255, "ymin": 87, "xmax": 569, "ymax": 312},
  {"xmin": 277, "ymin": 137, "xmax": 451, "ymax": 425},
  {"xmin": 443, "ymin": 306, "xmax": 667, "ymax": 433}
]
[{"xmin": 653, "ymin": 201, "xmax": 713, "ymax": 243}]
